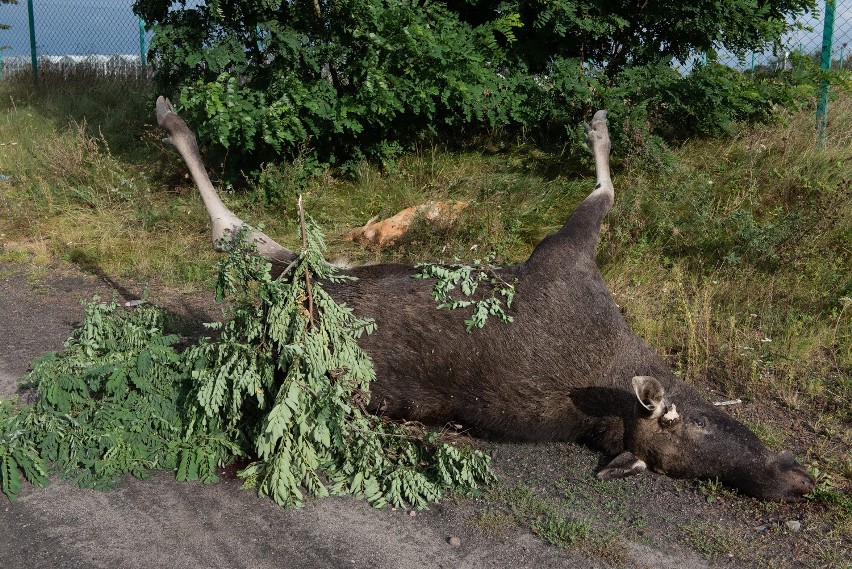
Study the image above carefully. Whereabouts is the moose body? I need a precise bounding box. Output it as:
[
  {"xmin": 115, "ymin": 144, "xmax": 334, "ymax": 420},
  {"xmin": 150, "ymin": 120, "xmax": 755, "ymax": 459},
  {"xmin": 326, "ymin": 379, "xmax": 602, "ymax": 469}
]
[
  {"xmin": 330, "ymin": 255, "xmax": 633, "ymax": 448},
  {"xmin": 156, "ymin": 98, "xmax": 814, "ymax": 501}
]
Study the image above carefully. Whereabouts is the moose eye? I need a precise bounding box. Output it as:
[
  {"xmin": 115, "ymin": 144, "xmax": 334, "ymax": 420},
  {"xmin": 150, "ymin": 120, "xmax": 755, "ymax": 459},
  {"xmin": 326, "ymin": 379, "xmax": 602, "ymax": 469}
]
[{"xmin": 692, "ymin": 417, "xmax": 706, "ymax": 428}]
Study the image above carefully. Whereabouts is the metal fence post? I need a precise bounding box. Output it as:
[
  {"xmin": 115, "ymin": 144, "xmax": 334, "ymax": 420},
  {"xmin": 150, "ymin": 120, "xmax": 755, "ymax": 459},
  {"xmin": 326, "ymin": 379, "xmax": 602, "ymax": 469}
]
[
  {"xmin": 138, "ymin": 17, "xmax": 146, "ymax": 66},
  {"xmin": 816, "ymin": 0, "xmax": 836, "ymax": 147},
  {"xmin": 27, "ymin": 0, "xmax": 38, "ymax": 87}
]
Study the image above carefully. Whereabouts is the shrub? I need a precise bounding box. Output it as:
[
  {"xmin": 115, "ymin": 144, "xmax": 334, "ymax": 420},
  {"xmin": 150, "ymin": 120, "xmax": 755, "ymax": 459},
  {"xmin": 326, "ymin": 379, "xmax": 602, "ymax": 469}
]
[{"xmin": 133, "ymin": 0, "xmax": 821, "ymax": 172}]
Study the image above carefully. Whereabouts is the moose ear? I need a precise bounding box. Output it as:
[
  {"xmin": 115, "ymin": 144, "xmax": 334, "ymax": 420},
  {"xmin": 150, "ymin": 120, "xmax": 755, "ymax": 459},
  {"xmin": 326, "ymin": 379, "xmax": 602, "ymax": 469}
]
[
  {"xmin": 631, "ymin": 375, "xmax": 666, "ymax": 418},
  {"xmin": 597, "ymin": 451, "xmax": 647, "ymax": 480}
]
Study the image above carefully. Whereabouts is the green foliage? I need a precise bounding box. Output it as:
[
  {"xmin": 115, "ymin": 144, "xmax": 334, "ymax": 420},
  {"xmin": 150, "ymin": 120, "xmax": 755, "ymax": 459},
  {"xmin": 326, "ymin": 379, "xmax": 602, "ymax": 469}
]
[
  {"xmin": 495, "ymin": 0, "xmax": 816, "ymax": 73},
  {"xmin": 18, "ymin": 298, "xmax": 230, "ymax": 491},
  {"xmin": 0, "ymin": 220, "xmax": 493, "ymax": 508},
  {"xmin": 414, "ymin": 254, "xmax": 515, "ymax": 331},
  {"xmin": 187, "ymin": 225, "xmax": 493, "ymax": 507},
  {"xmin": 133, "ymin": 0, "xmax": 820, "ymax": 173},
  {"xmin": 135, "ymin": 0, "xmax": 532, "ymax": 169},
  {"xmin": 807, "ymin": 465, "xmax": 852, "ymax": 516},
  {"xmin": 0, "ymin": 401, "xmax": 48, "ymax": 501}
]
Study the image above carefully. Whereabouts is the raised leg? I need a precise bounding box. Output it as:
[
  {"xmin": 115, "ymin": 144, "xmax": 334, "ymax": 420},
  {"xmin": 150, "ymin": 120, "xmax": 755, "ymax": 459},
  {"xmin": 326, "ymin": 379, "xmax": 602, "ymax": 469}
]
[
  {"xmin": 156, "ymin": 97, "xmax": 297, "ymax": 269},
  {"xmin": 525, "ymin": 110, "xmax": 614, "ymax": 268}
]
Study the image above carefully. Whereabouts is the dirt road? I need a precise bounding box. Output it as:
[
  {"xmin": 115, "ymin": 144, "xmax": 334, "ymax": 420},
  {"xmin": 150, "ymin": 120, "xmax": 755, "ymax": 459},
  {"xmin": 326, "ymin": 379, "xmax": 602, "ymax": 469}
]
[{"xmin": 0, "ymin": 262, "xmax": 825, "ymax": 568}]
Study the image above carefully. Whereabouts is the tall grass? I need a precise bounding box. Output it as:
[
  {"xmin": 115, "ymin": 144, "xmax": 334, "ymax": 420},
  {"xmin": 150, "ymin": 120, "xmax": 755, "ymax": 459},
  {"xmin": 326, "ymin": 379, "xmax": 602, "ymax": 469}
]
[
  {"xmin": 0, "ymin": 69, "xmax": 218, "ymax": 286},
  {"xmin": 1, "ymin": 70, "xmax": 849, "ymax": 434},
  {"xmin": 598, "ymin": 99, "xmax": 851, "ymax": 426}
]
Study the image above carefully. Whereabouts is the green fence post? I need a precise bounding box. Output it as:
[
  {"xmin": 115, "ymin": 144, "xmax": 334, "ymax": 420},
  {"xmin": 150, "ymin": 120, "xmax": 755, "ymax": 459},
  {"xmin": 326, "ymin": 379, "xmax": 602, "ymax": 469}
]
[
  {"xmin": 138, "ymin": 17, "xmax": 146, "ymax": 66},
  {"xmin": 1, "ymin": 48, "xmax": 4, "ymax": 81},
  {"xmin": 816, "ymin": 0, "xmax": 836, "ymax": 147},
  {"xmin": 27, "ymin": 0, "xmax": 37, "ymax": 87}
]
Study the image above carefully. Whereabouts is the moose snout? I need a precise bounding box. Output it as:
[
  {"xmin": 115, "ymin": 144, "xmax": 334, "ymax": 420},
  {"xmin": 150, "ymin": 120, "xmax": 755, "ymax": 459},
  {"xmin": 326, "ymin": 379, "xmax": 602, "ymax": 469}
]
[
  {"xmin": 785, "ymin": 466, "xmax": 816, "ymax": 500},
  {"xmin": 775, "ymin": 452, "xmax": 815, "ymax": 500}
]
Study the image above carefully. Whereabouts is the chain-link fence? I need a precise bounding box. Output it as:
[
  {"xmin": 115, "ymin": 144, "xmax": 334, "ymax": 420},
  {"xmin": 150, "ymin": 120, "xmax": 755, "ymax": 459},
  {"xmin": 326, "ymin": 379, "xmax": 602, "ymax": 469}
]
[
  {"xmin": 1, "ymin": 1, "xmax": 850, "ymax": 80},
  {"xmin": 675, "ymin": 0, "xmax": 852, "ymax": 73},
  {"xmin": 0, "ymin": 0, "xmax": 152, "ymax": 79}
]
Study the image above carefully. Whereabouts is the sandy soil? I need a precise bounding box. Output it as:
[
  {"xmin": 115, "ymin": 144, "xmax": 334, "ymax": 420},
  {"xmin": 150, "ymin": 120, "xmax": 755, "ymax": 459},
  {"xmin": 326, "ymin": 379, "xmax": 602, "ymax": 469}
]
[{"xmin": 0, "ymin": 261, "xmax": 840, "ymax": 569}]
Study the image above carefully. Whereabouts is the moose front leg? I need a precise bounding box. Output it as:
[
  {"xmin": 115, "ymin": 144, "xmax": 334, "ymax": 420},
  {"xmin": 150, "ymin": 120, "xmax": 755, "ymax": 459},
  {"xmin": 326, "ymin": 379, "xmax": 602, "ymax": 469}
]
[{"xmin": 155, "ymin": 97, "xmax": 298, "ymax": 270}]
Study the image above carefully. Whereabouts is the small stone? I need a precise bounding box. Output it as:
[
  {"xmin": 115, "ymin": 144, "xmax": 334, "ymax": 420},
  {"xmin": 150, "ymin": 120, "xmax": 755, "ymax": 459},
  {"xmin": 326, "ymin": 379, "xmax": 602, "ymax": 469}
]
[
  {"xmin": 448, "ymin": 536, "xmax": 461, "ymax": 548},
  {"xmin": 753, "ymin": 525, "xmax": 768, "ymax": 532},
  {"xmin": 409, "ymin": 510, "xmax": 417, "ymax": 518},
  {"xmin": 785, "ymin": 520, "xmax": 802, "ymax": 532}
]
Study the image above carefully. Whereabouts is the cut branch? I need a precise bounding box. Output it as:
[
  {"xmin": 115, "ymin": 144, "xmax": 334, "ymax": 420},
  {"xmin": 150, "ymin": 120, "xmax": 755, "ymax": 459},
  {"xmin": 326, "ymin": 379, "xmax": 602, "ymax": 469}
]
[{"xmin": 298, "ymin": 194, "xmax": 315, "ymax": 329}]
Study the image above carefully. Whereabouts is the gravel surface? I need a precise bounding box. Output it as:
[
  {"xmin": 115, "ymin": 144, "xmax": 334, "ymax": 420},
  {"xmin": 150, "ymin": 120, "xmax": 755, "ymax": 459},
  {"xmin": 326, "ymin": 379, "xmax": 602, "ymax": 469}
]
[{"xmin": 0, "ymin": 261, "xmax": 838, "ymax": 569}]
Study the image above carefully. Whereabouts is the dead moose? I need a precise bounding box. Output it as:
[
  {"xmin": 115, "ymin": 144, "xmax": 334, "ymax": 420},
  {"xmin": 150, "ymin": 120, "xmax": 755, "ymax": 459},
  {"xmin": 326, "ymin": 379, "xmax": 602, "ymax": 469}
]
[{"xmin": 156, "ymin": 97, "xmax": 814, "ymax": 502}]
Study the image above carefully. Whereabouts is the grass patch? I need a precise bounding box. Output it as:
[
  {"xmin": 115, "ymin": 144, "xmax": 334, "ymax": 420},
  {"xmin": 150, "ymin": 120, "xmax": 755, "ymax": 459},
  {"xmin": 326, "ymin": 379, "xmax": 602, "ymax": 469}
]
[
  {"xmin": 530, "ymin": 515, "xmax": 589, "ymax": 548},
  {"xmin": 469, "ymin": 509, "xmax": 517, "ymax": 537},
  {"xmin": 679, "ymin": 522, "xmax": 746, "ymax": 558},
  {"xmin": 695, "ymin": 477, "xmax": 743, "ymax": 504},
  {"xmin": 0, "ymin": 70, "xmax": 218, "ymax": 288},
  {"xmin": 484, "ymin": 482, "xmax": 593, "ymax": 550}
]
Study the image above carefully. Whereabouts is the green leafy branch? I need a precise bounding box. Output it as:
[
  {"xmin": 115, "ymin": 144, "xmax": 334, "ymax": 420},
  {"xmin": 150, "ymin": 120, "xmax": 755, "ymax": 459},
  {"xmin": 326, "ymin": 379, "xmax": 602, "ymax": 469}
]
[
  {"xmin": 414, "ymin": 254, "xmax": 516, "ymax": 332},
  {"xmin": 190, "ymin": 206, "xmax": 493, "ymax": 508},
  {"xmin": 0, "ymin": 201, "xmax": 494, "ymax": 508}
]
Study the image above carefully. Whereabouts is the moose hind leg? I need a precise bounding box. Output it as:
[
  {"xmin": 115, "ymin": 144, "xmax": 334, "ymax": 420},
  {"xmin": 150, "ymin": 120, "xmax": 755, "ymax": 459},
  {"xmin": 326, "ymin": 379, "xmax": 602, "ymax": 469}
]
[
  {"xmin": 525, "ymin": 110, "xmax": 615, "ymax": 268},
  {"xmin": 585, "ymin": 110, "xmax": 613, "ymax": 199},
  {"xmin": 559, "ymin": 110, "xmax": 616, "ymax": 256}
]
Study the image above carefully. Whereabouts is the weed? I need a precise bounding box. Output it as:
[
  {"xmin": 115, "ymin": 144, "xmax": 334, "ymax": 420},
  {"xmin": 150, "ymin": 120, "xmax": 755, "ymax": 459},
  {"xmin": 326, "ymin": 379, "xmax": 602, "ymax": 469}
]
[
  {"xmin": 530, "ymin": 515, "xmax": 589, "ymax": 548},
  {"xmin": 485, "ymin": 482, "xmax": 594, "ymax": 549},
  {"xmin": 470, "ymin": 509, "xmax": 517, "ymax": 536},
  {"xmin": 679, "ymin": 522, "xmax": 745, "ymax": 558},
  {"xmin": 697, "ymin": 477, "xmax": 725, "ymax": 504},
  {"xmin": 807, "ymin": 465, "xmax": 852, "ymax": 516}
]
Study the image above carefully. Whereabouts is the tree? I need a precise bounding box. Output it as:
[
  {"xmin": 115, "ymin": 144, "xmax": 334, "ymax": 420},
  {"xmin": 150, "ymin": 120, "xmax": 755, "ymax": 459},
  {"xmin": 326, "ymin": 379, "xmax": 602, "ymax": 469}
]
[
  {"xmin": 456, "ymin": 0, "xmax": 817, "ymax": 74},
  {"xmin": 1, "ymin": 0, "xmax": 18, "ymax": 31},
  {"xmin": 132, "ymin": 0, "xmax": 818, "ymax": 170}
]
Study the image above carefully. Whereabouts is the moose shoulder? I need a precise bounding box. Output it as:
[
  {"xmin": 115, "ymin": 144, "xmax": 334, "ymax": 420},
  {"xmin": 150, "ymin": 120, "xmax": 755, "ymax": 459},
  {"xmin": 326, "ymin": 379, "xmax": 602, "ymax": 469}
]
[{"xmin": 156, "ymin": 97, "xmax": 814, "ymax": 502}]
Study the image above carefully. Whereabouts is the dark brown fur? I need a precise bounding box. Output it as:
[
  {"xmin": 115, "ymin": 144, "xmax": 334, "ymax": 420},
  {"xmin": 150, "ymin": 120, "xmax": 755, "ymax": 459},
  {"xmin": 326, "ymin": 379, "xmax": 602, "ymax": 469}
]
[
  {"xmin": 157, "ymin": 101, "xmax": 814, "ymax": 501},
  {"xmin": 327, "ymin": 201, "xmax": 814, "ymax": 501}
]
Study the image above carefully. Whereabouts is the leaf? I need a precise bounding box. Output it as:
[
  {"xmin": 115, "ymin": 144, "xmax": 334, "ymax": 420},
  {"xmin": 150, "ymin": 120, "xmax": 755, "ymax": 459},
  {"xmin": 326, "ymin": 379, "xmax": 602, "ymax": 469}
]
[
  {"xmin": 0, "ymin": 211, "xmax": 494, "ymax": 510},
  {"xmin": 1, "ymin": 456, "xmax": 22, "ymax": 501}
]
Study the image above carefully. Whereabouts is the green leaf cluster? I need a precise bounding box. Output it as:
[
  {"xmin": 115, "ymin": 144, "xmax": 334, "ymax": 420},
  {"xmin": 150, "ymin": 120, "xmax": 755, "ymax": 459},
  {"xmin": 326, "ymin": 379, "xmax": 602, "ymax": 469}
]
[
  {"xmin": 0, "ymin": 220, "xmax": 493, "ymax": 508},
  {"xmin": 414, "ymin": 254, "xmax": 515, "ymax": 332},
  {"xmin": 1, "ymin": 400, "xmax": 48, "ymax": 501},
  {"xmin": 0, "ymin": 298, "xmax": 229, "ymax": 500},
  {"xmin": 133, "ymin": 0, "xmax": 821, "ymax": 172},
  {"xmin": 187, "ymin": 225, "xmax": 493, "ymax": 507}
]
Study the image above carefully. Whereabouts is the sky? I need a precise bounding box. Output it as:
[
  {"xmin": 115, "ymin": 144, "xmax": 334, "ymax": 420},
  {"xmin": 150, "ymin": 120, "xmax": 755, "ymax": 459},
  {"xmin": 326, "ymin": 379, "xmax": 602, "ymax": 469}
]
[{"xmin": 1, "ymin": 0, "xmax": 851, "ymax": 61}]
